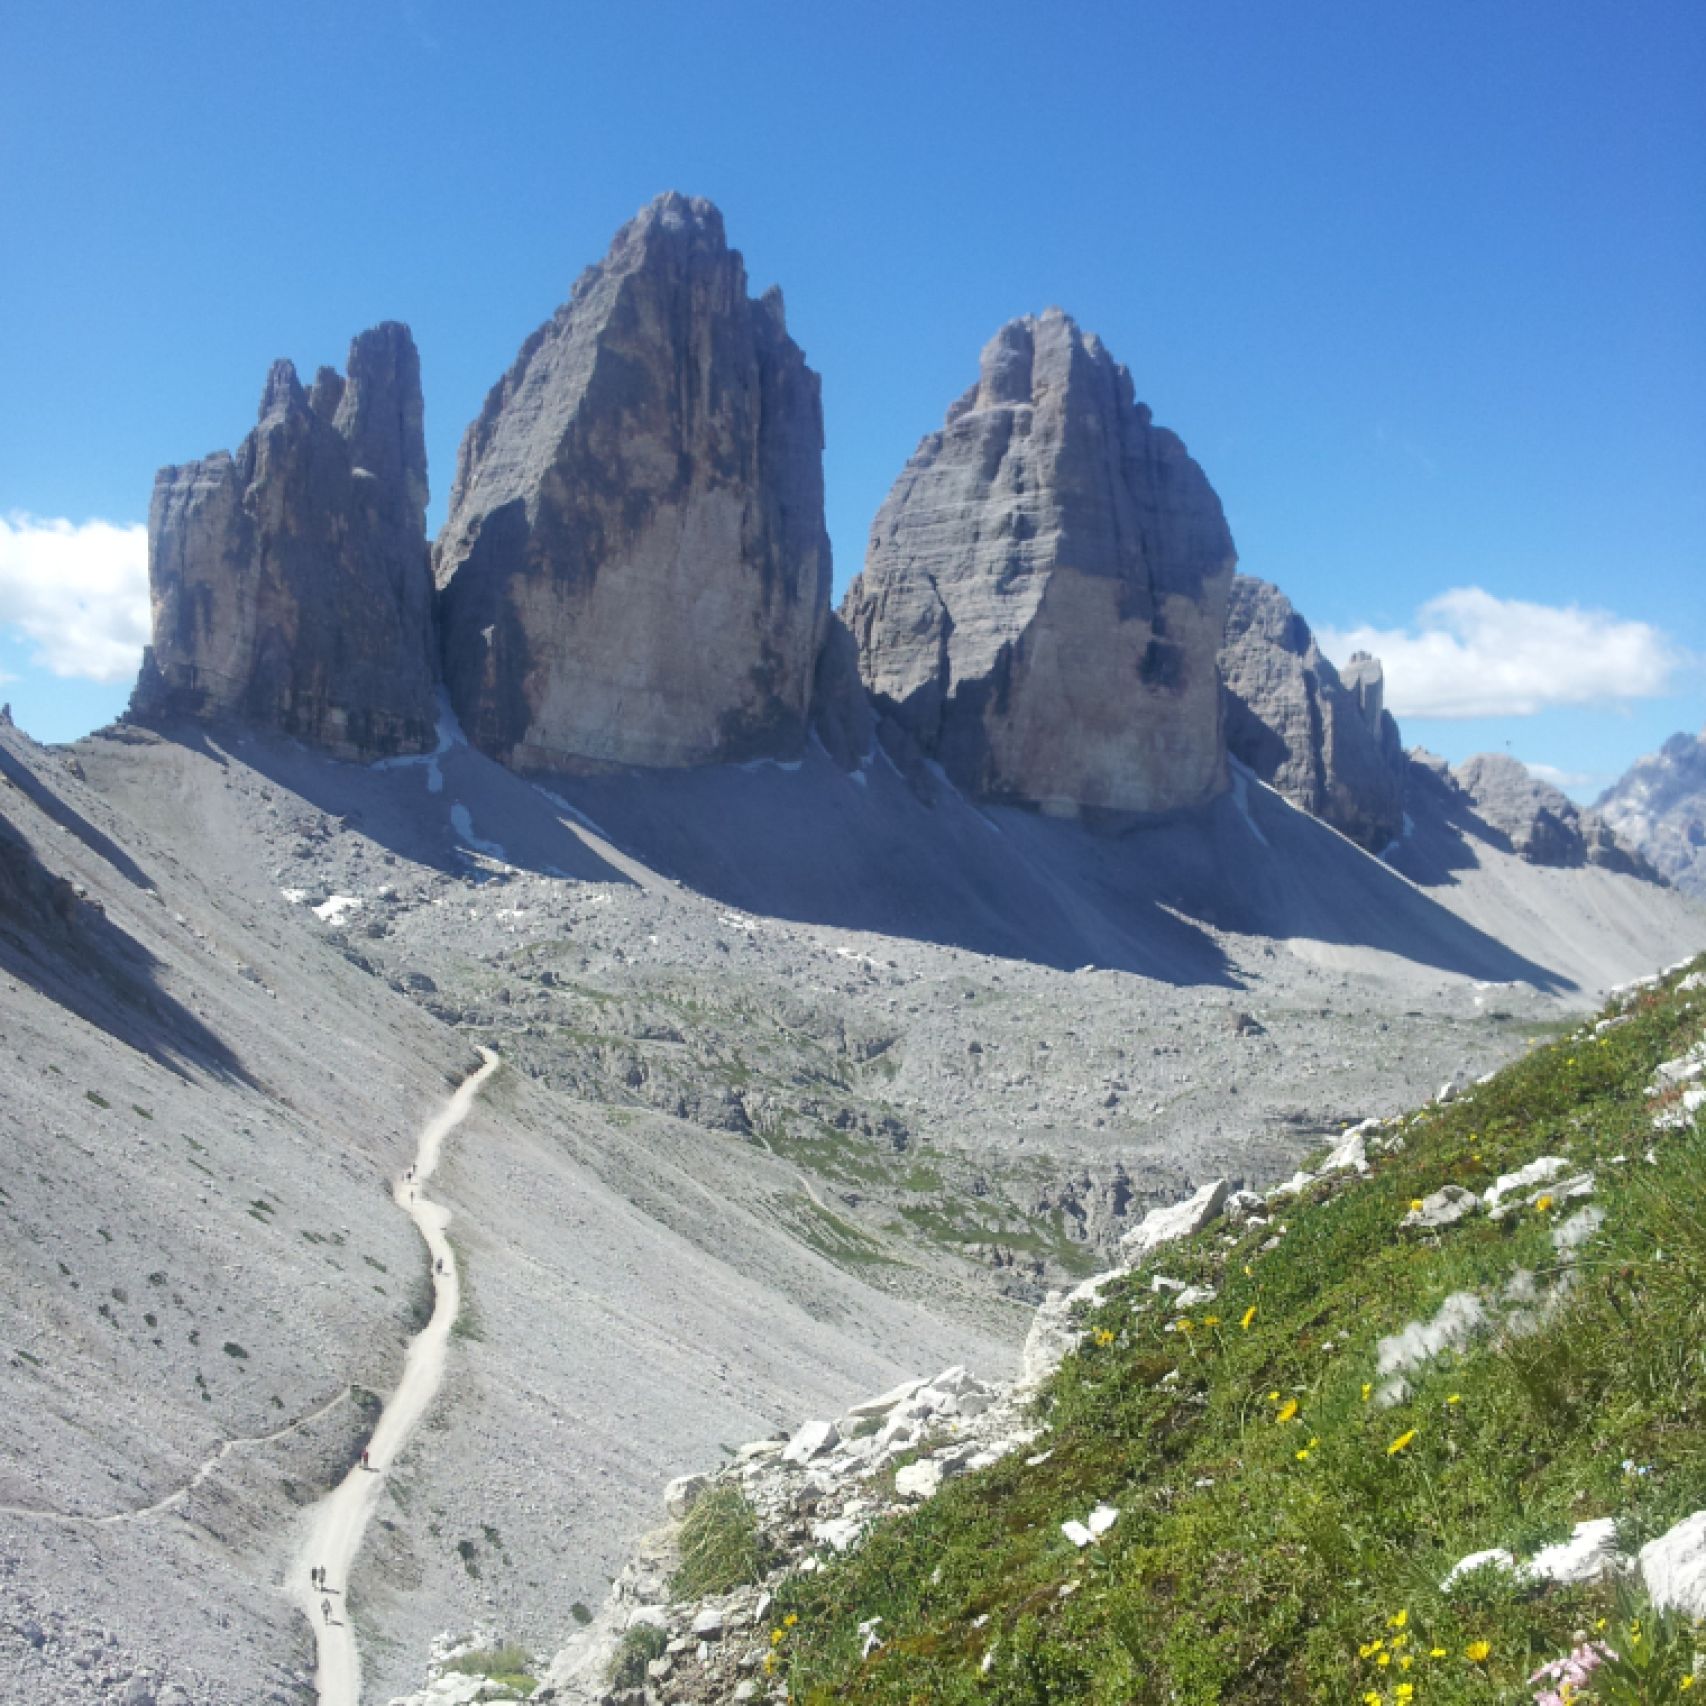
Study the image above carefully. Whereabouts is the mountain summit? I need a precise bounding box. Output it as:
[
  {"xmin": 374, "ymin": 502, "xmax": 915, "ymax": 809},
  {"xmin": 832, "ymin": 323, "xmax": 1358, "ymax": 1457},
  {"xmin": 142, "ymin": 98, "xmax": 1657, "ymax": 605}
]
[
  {"xmin": 433, "ymin": 192, "xmax": 833, "ymax": 774},
  {"xmin": 843, "ymin": 309, "xmax": 1236, "ymax": 817},
  {"xmin": 130, "ymin": 323, "xmax": 438, "ymax": 760}
]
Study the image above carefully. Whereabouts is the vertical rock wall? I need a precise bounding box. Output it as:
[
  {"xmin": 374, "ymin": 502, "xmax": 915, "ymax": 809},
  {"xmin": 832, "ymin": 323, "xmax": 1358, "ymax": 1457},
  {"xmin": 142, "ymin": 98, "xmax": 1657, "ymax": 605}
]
[
  {"xmin": 131, "ymin": 323, "xmax": 437, "ymax": 760},
  {"xmin": 433, "ymin": 193, "xmax": 832, "ymax": 774},
  {"xmin": 842, "ymin": 310, "xmax": 1236, "ymax": 816}
]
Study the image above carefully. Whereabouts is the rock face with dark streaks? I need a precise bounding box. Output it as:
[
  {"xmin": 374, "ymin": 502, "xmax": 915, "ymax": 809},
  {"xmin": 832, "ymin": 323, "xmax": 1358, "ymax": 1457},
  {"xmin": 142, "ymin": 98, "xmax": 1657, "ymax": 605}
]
[
  {"xmin": 130, "ymin": 323, "xmax": 437, "ymax": 760},
  {"xmin": 1220, "ymin": 575, "xmax": 1406, "ymax": 851},
  {"xmin": 843, "ymin": 309, "xmax": 1236, "ymax": 817},
  {"xmin": 434, "ymin": 193, "xmax": 831, "ymax": 774},
  {"xmin": 1596, "ymin": 727, "xmax": 1706, "ymax": 898}
]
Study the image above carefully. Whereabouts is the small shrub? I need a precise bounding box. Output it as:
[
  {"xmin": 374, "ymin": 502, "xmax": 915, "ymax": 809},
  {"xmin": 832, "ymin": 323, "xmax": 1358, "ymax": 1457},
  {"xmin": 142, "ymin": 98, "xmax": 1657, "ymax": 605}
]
[
  {"xmin": 607, "ymin": 1623, "xmax": 668, "ymax": 1688},
  {"xmin": 570, "ymin": 1600, "xmax": 593, "ymax": 1626},
  {"xmin": 221, "ymin": 1340, "xmax": 247, "ymax": 1359},
  {"xmin": 440, "ymin": 1642, "xmax": 536, "ymax": 1695},
  {"xmin": 672, "ymin": 1484, "xmax": 771, "ymax": 1598}
]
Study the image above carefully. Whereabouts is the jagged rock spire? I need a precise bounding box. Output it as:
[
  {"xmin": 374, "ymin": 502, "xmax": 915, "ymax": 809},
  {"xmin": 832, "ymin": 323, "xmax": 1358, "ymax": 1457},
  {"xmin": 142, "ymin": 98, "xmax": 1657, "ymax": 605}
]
[
  {"xmin": 131, "ymin": 323, "xmax": 437, "ymax": 760},
  {"xmin": 433, "ymin": 192, "xmax": 832, "ymax": 774}
]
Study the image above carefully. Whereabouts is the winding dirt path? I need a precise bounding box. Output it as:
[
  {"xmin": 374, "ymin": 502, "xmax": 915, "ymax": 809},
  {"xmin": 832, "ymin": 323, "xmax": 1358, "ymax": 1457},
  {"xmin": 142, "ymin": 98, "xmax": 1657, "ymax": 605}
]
[
  {"xmin": 289, "ymin": 1047, "xmax": 500, "ymax": 1706},
  {"xmin": 0, "ymin": 1384, "xmax": 355, "ymax": 1527}
]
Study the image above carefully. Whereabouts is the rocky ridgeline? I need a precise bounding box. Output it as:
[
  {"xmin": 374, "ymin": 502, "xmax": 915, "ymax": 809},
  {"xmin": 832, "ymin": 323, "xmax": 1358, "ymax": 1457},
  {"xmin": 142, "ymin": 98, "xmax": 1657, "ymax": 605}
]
[
  {"xmin": 434, "ymin": 194, "xmax": 832, "ymax": 774},
  {"xmin": 1409, "ymin": 749, "xmax": 1660, "ymax": 878},
  {"xmin": 844, "ymin": 309, "xmax": 1237, "ymax": 817},
  {"xmin": 130, "ymin": 323, "xmax": 438, "ymax": 761},
  {"xmin": 1597, "ymin": 724, "xmax": 1706, "ymax": 898},
  {"xmin": 1220, "ymin": 575, "xmax": 1406, "ymax": 852},
  {"xmin": 119, "ymin": 191, "xmax": 1686, "ymax": 884}
]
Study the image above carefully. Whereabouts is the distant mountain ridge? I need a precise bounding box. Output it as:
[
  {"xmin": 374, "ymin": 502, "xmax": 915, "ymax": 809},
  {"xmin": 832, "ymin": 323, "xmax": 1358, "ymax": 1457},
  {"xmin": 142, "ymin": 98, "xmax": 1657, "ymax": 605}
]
[{"xmin": 1597, "ymin": 726, "xmax": 1706, "ymax": 897}]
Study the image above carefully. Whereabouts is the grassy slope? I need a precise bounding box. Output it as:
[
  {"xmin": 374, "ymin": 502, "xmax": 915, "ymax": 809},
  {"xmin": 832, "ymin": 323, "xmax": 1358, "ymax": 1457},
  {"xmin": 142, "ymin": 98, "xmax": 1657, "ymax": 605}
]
[{"xmin": 774, "ymin": 959, "xmax": 1706, "ymax": 1704}]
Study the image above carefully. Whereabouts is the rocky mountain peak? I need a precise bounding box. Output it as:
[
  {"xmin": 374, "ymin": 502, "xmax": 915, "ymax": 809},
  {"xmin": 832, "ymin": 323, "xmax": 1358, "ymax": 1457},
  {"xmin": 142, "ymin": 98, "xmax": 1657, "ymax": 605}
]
[
  {"xmin": 128, "ymin": 323, "xmax": 438, "ymax": 760},
  {"xmin": 843, "ymin": 310, "xmax": 1236, "ymax": 816},
  {"xmin": 434, "ymin": 193, "xmax": 831, "ymax": 774},
  {"xmin": 1219, "ymin": 578, "xmax": 1406, "ymax": 852},
  {"xmin": 1596, "ymin": 725, "xmax": 1706, "ymax": 896},
  {"xmin": 1417, "ymin": 750, "xmax": 1661, "ymax": 880}
]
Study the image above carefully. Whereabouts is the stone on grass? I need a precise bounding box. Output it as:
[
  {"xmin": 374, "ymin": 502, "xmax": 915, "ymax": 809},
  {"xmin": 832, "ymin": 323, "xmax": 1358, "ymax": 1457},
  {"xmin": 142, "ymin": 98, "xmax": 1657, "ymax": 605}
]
[
  {"xmin": 664, "ymin": 1473, "xmax": 710, "ymax": 1519},
  {"xmin": 1440, "ymin": 1548, "xmax": 1517, "ymax": 1591},
  {"xmin": 1401, "ymin": 1185, "xmax": 1481, "ymax": 1231},
  {"xmin": 895, "ymin": 1460, "xmax": 943, "ymax": 1501},
  {"xmin": 1483, "ymin": 1155, "xmax": 1570, "ymax": 1212},
  {"xmin": 1120, "ymin": 1179, "xmax": 1230, "ymax": 1260},
  {"xmin": 1521, "ymin": 1518, "xmax": 1627, "ymax": 1587},
  {"xmin": 1639, "ymin": 1509, "xmax": 1706, "ymax": 1619}
]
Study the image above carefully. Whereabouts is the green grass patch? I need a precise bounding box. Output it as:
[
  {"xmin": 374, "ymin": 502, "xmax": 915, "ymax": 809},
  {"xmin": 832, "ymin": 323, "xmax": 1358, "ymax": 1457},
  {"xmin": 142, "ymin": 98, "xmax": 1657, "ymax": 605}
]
[
  {"xmin": 772, "ymin": 959, "xmax": 1706, "ymax": 1705},
  {"xmin": 673, "ymin": 1485, "xmax": 774, "ymax": 1598},
  {"xmin": 607, "ymin": 1622, "xmax": 668, "ymax": 1689},
  {"xmin": 439, "ymin": 1642, "xmax": 535, "ymax": 1695}
]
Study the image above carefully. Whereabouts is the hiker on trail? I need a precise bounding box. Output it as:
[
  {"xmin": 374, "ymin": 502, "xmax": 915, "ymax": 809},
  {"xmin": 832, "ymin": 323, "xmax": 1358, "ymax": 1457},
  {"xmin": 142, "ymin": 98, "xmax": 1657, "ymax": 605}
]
[
  {"xmin": 321, "ymin": 1597, "xmax": 332, "ymax": 1625},
  {"xmin": 361, "ymin": 1448, "xmax": 370, "ymax": 1469},
  {"xmin": 310, "ymin": 1565, "xmax": 320, "ymax": 1589},
  {"xmin": 436, "ymin": 1257, "xmax": 445, "ymax": 1274}
]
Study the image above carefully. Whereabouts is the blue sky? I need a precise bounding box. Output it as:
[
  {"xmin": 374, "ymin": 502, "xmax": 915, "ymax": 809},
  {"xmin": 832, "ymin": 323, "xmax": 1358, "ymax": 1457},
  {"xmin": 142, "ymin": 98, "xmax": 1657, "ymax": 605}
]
[{"xmin": 1, "ymin": 0, "xmax": 1701, "ymax": 797}]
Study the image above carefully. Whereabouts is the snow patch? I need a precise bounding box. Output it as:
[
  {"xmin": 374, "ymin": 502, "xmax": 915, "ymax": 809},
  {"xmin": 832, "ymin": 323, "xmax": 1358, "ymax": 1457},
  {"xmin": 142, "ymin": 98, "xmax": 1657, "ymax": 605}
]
[{"xmin": 450, "ymin": 803, "xmax": 508, "ymax": 863}]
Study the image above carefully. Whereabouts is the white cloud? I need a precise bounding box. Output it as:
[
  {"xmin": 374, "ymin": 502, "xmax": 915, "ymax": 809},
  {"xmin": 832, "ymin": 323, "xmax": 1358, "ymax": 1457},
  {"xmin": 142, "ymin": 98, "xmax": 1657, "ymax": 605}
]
[
  {"xmin": 1319, "ymin": 587, "xmax": 1684, "ymax": 720},
  {"xmin": 1521, "ymin": 761, "xmax": 1602, "ymax": 791},
  {"xmin": 0, "ymin": 513, "xmax": 149, "ymax": 683}
]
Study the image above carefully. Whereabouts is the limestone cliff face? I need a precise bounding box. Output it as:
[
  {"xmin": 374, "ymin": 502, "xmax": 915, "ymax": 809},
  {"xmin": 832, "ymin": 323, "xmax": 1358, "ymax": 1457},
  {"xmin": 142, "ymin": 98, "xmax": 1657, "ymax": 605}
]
[
  {"xmin": 842, "ymin": 310, "xmax": 1236, "ymax": 816},
  {"xmin": 131, "ymin": 323, "xmax": 437, "ymax": 760},
  {"xmin": 1220, "ymin": 576, "xmax": 1406, "ymax": 851},
  {"xmin": 1596, "ymin": 728, "xmax": 1706, "ymax": 898},
  {"xmin": 434, "ymin": 193, "xmax": 831, "ymax": 774}
]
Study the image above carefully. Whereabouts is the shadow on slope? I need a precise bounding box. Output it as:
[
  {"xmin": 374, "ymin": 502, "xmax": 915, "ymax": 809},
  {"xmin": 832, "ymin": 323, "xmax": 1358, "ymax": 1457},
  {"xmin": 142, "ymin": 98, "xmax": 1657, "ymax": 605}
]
[
  {"xmin": 544, "ymin": 748, "xmax": 1571, "ymax": 992},
  {"xmin": 100, "ymin": 720, "xmax": 1571, "ymax": 992},
  {"xmin": 0, "ymin": 800, "xmax": 253, "ymax": 1083},
  {"xmin": 119, "ymin": 717, "xmax": 632, "ymax": 889}
]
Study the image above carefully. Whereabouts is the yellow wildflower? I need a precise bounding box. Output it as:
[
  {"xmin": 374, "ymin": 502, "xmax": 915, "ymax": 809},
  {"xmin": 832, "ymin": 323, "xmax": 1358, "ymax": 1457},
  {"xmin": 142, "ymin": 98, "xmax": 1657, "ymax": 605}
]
[
  {"xmin": 1093, "ymin": 1328, "xmax": 1115, "ymax": 1347},
  {"xmin": 1241, "ymin": 1305, "xmax": 1258, "ymax": 1330},
  {"xmin": 771, "ymin": 1629, "xmax": 785, "ymax": 1646},
  {"xmin": 1446, "ymin": 1393, "xmax": 1461, "ymax": 1405},
  {"xmin": 784, "ymin": 1614, "xmax": 798, "ymax": 1628},
  {"xmin": 1429, "ymin": 1647, "xmax": 1447, "ymax": 1659},
  {"xmin": 1377, "ymin": 1651, "xmax": 1392, "ymax": 1668},
  {"xmin": 1267, "ymin": 1390, "xmax": 1280, "ymax": 1402},
  {"xmin": 1202, "ymin": 1315, "xmax": 1221, "ymax": 1327},
  {"xmin": 1396, "ymin": 1685, "xmax": 1415, "ymax": 1702},
  {"xmin": 1176, "ymin": 1317, "xmax": 1195, "ymax": 1333},
  {"xmin": 1387, "ymin": 1610, "xmax": 1408, "ymax": 1629},
  {"xmin": 1362, "ymin": 1382, "xmax": 1373, "ymax": 1402},
  {"xmin": 1388, "ymin": 1429, "xmax": 1417, "ymax": 1455},
  {"xmin": 1535, "ymin": 1194, "xmax": 1555, "ymax": 1213},
  {"xmin": 1465, "ymin": 1639, "xmax": 1491, "ymax": 1663},
  {"xmin": 1410, "ymin": 1198, "xmax": 1424, "ymax": 1212},
  {"xmin": 1359, "ymin": 1639, "xmax": 1385, "ymax": 1658},
  {"xmin": 1363, "ymin": 1695, "xmax": 1381, "ymax": 1706},
  {"xmin": 1275, "ymin": 1397, "xmax": 1299, "ymax": 1423}
]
